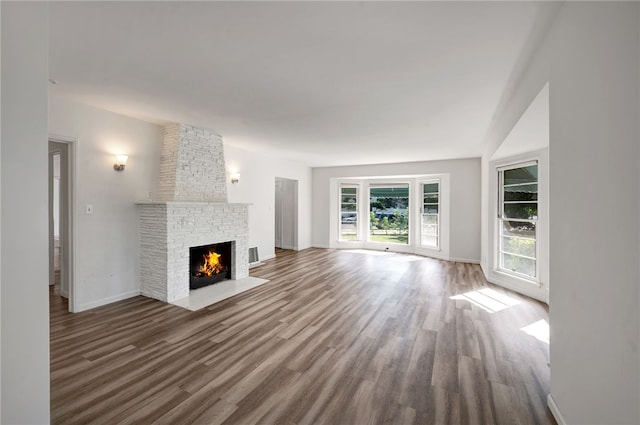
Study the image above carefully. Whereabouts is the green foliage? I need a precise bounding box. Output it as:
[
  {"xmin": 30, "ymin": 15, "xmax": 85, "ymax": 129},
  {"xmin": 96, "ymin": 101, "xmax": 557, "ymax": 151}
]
[
  {"xmin": 380, "ymin": 217, "xmax": 390, "ymax": 234},
  {"xmin": 369, "ymin": 211, "xmax": 379, "ymax": 230}
]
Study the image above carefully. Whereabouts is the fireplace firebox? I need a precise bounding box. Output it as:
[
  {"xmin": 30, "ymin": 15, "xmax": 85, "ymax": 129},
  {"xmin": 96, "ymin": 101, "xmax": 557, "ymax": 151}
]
[{"xmin": 189, "ymin": 241, "xmax": 234, "ymax": 290}]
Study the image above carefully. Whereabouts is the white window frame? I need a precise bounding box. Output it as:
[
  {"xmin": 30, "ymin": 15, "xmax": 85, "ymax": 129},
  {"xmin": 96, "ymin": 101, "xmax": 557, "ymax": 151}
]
[
  {"xmin": 338, "ymin": 184, "xmax": 360, "ymax": 242},
  {"xmin": 419, "ymin": 179, "xmax": 440, "ymax": 250},
  {"xmin": 366, "ymin": 182, "xmax": 411, "ymax": 247},
  {"xmin": 496, "ymin": 160, "xmax": 540, "ymax": 282}
]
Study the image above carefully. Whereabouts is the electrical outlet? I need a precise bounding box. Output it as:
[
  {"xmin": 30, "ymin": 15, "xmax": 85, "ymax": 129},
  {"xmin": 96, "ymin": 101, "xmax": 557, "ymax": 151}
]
[{"xmin": 85, "ymin": 204, "xmax": 94, "ymax": 215}]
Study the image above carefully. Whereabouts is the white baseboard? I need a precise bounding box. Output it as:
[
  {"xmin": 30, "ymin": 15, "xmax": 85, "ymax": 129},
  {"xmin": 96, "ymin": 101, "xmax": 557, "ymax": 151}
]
[
  {"xmin": 547, "ymin": 394, "xmax": 567, "ymax": 425},
  {"xmin": 312, "ymin": 244, "xmax": 330, "ymax": 249},
  {"xmin": 261, "ymin": 253, "xmax": 276, "ymax": 261},
  {"xmin": 450, "ymin": 257, "xmax": 481, "ymax": 264},
  {"xmin": 78, "ymin": 290, "xmax": 141, "ymax": 312}
]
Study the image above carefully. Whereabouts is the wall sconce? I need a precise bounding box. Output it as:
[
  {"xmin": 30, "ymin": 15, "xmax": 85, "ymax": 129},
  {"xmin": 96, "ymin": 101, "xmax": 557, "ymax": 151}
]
[
  {"xmin": 114, "ymin": 154, "xmax": 128, "ymax": 171},
  {"xmin": 230, "ymin": 173, "xmax": 240, "ymax": 184}
]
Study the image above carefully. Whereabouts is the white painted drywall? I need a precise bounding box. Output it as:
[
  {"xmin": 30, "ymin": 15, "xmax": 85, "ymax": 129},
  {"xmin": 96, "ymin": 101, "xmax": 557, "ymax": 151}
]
[
  {"xmin": 225, "ymin": 144, "xmax": 312, "ymax": 261},
  {"xmin": 49, "ymin": 95, "xmax": 163, "ymax": 311},
  {"xmin": 482, "ymin": 3, "xmax": 640, "ymax": 423},
  {"xmin": 1, "ymin": 2, "xmax": 50, "ymax": 423},
  {"xmin": 491, "ymin": 84, "xmax": 549, "ymax": 162},
  {"xmin": 312, "ymin": 158, "xmax": 481, "ymax": 262},
  {"xmin": 549, "ymin": 3, "xmax": 639, "ymax": 423}
]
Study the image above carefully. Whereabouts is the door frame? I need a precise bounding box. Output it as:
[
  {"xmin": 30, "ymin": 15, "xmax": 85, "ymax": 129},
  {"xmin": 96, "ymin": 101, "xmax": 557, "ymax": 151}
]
[
  {"xmin": 274, "ymin": 177, "xmax": 299, "ymax": 251},
  {"xmin": 49, "ymin": 136, "xmax": 78, "ymax": 312}
]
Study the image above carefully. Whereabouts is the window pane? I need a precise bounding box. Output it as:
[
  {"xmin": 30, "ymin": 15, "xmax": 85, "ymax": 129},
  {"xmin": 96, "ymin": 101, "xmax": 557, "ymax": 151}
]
[
  {"xmin": 424, "ymin": 205, "xmax": 439, "ymax": 214},
  {"xmin": 498, "ymin": 163, "xmax": 538, "ymax": 280},
  {"xmin": 502, "ymin": 236, "xmax": 536, "ymax": 258},
  {"xmin": 340, "ymin": 223, "xmax": 358, "ymax": 240},
  {"xmin": 421, "ymin": 182, "xmax": 439, "ymax": 249},
  {"xmin": 504, "ymin": 184, "xmax": 537, "ymax": 201},
  {"xmin": 341, "ymin": 203, "xmax": 356, "ymax": 212},
  {"xmin": 421, "ymin": 234, "xmax": 438, "ymax": 247},
  {"xmin": 423, "ymin": 194, "xmax": 439, "ymax": 204},
  {"xmin": 340, "ymin": 187, "xmax": 358, "ymax": 241},
  {"xmin": 502, "ymin": 253, "xmax": 536, "ymax": 277},
  {"xmin": 502, "ymin": 220, "xmax": 536, "ymax": 239},
  {"xmin": 504, "ymin": 165, "xmax": 537, "ymax": 185},
  {"xmin": 503, "ymin": 203, "xmax": 537, "ymax": 220},
  {"xmin": 423, "ymin": 183, "xmax": 438, "ymax": 193},
  {"xmin": 423, "ymin": 214, "xmax": 438, "ymax": 225},
  {"xmin": 369, "ymin": 185, "xmax": 409, "ymax": 244}
]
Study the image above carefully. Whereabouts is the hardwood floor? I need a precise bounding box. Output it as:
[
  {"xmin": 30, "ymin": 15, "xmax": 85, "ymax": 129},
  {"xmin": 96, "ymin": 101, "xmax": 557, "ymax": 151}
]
[{"xmin": 50, "ymin": 248, "xmax": 555, "ymax": 425}]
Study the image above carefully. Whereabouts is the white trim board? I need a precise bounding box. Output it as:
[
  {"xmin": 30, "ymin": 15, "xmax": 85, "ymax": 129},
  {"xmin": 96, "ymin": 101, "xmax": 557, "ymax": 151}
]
[
  {"xmin": 547, "ymin": 394, "xmax": 567, "ymax": 425},
  {"xmin": 78, "ymin": 290, "xmax": 141, "ymax": 312}
]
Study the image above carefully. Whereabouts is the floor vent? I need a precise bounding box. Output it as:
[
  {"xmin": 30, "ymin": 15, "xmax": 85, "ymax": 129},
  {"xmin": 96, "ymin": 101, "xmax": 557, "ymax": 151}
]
[{"xmin": 248, "ymin": 246, "xmax": 260, "ymax": 266}]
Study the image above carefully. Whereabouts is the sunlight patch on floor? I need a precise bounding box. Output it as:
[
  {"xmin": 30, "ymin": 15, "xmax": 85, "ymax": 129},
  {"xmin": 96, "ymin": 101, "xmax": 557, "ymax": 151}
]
[
  {"xmin": 344, "ymin": 249, "xmax": 393, "ymax": 256},
  {"xmin": 521, "ymin": 319, "xmax": 549, "ymax": 344},
  {"xmin": 343, "ymin": 249, "xmax": 424, "ymax": 262},
  {"xmin": 451, "ymin": 288, "xmax": 521, "ymax": 313}
]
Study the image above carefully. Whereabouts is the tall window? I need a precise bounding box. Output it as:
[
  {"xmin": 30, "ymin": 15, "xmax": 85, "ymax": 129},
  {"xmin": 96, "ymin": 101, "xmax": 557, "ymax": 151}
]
[
  {"xmin": 498, "ymin": 162, "xmax": 538, "ymax": 279},
  {"xmin": 421, "ymin": 181, "xmax": 439, "ymax": 249},
  {"xmin": 340, "ymin": 185, "xmax": 358, "ymax": 241},
  {"xmin": 368, "ymin": 185, "xmax": 409, "ymax": 244}
]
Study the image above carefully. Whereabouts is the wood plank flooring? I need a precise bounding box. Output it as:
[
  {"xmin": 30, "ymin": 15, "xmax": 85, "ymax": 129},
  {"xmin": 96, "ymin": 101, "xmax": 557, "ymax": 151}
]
[{"xmin": 50, "ymin": 248, "xmax": 555, "ymax": 425}]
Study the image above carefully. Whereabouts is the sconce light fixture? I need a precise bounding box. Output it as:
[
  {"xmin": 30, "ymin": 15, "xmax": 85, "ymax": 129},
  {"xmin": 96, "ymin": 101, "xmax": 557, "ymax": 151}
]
[
  {"xmin": 114, "ymin": 154, "xmax": 128, "ymax": 171},
  {"xmin": 230, "ymin": 173, "xmax": 240, "ymax": 184}
]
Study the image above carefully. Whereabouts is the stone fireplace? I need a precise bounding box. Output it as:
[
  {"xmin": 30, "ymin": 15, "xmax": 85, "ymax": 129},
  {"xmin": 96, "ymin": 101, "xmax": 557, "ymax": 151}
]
[{"xmin": 138, "ymin": 124, "xmax": 249, "ymax": 302}]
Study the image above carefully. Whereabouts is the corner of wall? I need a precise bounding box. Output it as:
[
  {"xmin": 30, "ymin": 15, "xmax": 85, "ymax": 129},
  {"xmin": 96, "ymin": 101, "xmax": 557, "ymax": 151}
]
[{"xmin": 547, "ymin": 394, "xmax": 567, "ymax": 425}]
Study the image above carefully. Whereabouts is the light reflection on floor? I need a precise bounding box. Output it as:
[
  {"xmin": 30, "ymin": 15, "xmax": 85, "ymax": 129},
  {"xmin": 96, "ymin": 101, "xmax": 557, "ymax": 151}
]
[
  {"xmin": 521, "ymin": 319, "xmax": 550, "ymax": 344},
  {"xmin": 450, "ymin": 288, "xmax": 521, "ymax": 313},
  {"xmin": 343, "ymin": 249, "xmax": 426, "ymax": 262}
]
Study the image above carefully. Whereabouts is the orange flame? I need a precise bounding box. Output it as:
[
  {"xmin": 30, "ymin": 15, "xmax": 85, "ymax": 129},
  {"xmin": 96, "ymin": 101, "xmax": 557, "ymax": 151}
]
[{"xmin": 199, "ymin": 251, "xmax": 224, "ymax": 276}]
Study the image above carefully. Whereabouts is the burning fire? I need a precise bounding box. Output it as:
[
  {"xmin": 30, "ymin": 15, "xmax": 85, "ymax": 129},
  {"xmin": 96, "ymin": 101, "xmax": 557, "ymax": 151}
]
[{"xmin": 197, "ymin": 251, "xmax": 224, "ymax": 277}]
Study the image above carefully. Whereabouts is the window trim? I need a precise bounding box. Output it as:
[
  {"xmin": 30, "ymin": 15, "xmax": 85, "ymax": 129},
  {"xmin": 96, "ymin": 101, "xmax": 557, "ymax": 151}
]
[
  {"xmin": 338, "ymin": 183, "xmax": 360, "ymax": 242},
  {"xmin": 330, "ymin": 174, "xmax": 450, "ymax": 260},
  {"xmin": 366, "ymin": 182, "xmax": 411, "ymax": 246},
  {"xmin": 496, "ymin": 160, "xmax": 539, "ymax": 281},
  {"xmin": 419, "ymin": 178, "xmax": 440, "ymax": 250}
]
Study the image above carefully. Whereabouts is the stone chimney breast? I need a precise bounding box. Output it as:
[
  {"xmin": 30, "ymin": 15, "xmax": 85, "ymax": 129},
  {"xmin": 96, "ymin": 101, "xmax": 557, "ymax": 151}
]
[{"xmin": 157, "ymin": 123, "xmax": 228, "ymax": 203}]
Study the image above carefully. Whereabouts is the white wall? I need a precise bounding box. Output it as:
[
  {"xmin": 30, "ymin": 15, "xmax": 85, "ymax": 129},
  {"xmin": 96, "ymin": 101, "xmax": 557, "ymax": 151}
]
[
  {"xmin": 1, "ymin": 2, "xmax": 50, "ymax": 423},
  {"xmin": 312, "ymin": 158, "xmax": 481, "ymax": 262},
  {"xmin": 549, "ymin": 3, "xmax": 639, "ymax": 423},
  {"xmin": 48, "ymin": 95, "xmax": 313, "ymax": 308},
  {"xmin": 224, "ymin": 144, "xmax": 312, "ymax": 261},
  {"xmin": 49, "ymin": 94, "xmax": 163, "ymax": 311},
  {"xmin": 482, "ymin": 3, "xmax": 640, "ymax": 423}
]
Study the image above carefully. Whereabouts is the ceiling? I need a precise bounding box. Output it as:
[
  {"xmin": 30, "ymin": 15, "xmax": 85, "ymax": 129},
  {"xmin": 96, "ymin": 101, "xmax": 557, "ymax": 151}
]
[{"xmin": 49, "ymin": 1, "xmax": 556, "ymax": 167}]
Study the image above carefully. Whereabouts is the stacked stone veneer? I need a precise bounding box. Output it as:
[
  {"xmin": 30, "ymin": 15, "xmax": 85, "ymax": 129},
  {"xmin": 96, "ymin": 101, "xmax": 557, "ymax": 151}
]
[
  {"xmin": 138, "ymin": 123, "xmax": 249, "ymax": 303},
  {"xmin": 139, "ymin": 202, "xmax": 249, "ymax": 302},
  {"xmin": 158, "ymin": 123, "xmax": 228, "ymax": 202}
]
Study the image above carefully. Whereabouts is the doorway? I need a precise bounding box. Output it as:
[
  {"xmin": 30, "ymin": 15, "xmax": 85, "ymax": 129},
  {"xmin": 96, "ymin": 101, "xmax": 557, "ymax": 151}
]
[
  {"xmin": 274, "ymin": 177, "xmax": 298, "ymax": 251},
  {"xmin": 49, "ymin": 140, "xmax": 75, "ymax": 312}
]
